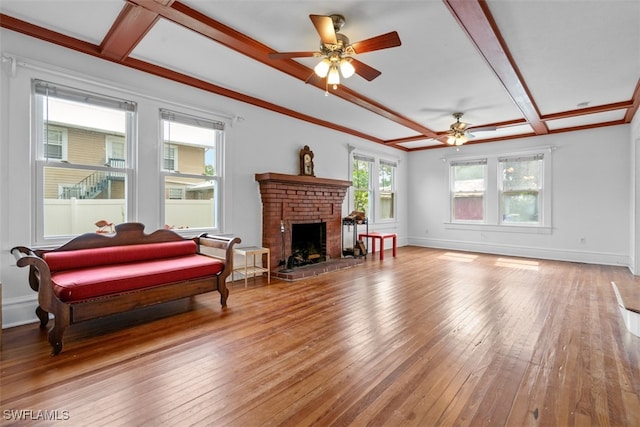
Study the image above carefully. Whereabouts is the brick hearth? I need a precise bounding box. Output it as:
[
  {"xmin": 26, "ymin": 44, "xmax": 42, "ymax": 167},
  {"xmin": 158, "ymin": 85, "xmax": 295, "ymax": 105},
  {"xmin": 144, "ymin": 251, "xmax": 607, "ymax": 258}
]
[{"xmin": 255, "ymin": 172, "xmax": 351, "ymax": 274}]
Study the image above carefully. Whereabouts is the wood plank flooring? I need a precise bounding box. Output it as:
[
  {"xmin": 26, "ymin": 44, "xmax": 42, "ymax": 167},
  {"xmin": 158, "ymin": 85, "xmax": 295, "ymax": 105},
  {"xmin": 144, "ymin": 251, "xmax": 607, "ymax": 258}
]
[{"xmin": 1, "ymin": 247, "xmax": 639, "ymax": 426}]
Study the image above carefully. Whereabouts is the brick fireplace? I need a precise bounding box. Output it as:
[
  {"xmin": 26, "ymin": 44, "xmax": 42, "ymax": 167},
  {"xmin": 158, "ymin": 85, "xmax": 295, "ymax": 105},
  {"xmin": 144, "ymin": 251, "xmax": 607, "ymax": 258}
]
[{"xmin": 255, "ymin": 173, "xmax": 351, "ymax": 274}]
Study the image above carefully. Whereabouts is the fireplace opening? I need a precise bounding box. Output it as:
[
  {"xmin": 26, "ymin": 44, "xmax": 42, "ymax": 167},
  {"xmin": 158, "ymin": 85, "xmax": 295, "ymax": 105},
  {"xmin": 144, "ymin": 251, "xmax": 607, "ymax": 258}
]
[{"xmin": 286, "ymin": 222, "xmax": 326, "ymax": 269}]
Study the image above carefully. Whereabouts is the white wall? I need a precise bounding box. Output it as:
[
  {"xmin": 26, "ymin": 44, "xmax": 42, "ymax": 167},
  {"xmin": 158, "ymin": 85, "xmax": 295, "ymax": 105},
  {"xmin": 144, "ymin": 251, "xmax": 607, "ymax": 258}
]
[
  {"xmin": 631, "ymin": 109, "xmax": 640, "ymax": 274},
  {"xmin": 407, "ymin": 125, "xmax": 631, "ymax": 266},
  {"xmin": 0, "ymin": 30, "xmax": 407, "ymax": 327}
]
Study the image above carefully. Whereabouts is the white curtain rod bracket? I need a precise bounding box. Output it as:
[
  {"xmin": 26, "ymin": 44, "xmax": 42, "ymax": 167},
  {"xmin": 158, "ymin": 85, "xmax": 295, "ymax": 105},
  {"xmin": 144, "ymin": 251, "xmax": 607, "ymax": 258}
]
[{"xmin": 1, "ymin": 55, "xmax": 17, "ymax": 77}]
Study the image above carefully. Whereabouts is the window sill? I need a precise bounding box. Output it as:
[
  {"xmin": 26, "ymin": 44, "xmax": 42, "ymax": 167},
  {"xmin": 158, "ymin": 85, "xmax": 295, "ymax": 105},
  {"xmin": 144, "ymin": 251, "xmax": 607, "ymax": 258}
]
[{"xmin": 444, "ymin": 222, "xmax": 552, "ymax": 235}]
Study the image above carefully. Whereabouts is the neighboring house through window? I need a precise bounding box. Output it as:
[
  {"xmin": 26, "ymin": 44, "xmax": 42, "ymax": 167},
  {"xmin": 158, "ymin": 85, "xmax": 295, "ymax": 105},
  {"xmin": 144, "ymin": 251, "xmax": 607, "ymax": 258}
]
[
  {"xmin": 450, "ymin": 159, "xmax": 487, "ymax": 222},
  {"xmin": 44, "ymin": 126, "xmax": 67, "ymax": 160},
  {"xmin": 160, "ymin": 109, "xmax": 223, "ymax": 230},
  {"xmin": 33, "ymin": 80, "xmax": 135, "ymax": 243},
  {"xmin": 163, "ymin": 144, "xmax": 177, "ymax": 172}
]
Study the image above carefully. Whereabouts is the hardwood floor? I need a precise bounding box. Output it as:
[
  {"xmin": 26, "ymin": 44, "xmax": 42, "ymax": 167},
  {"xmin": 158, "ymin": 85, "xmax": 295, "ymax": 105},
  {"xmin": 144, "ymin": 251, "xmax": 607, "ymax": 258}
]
[{"xmin": 1, "ymin": 247, "xmax": 639, "ymax": 426}]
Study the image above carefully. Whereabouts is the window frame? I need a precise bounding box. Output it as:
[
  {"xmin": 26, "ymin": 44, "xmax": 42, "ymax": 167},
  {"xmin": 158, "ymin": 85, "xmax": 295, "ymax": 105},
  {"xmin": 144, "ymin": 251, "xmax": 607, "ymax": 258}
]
[
  {"xmin": 378, "ymin": 159, "xmax": 397, "ymax": 221},
  {"xmin": 352, "ymin": 153, "xmax": 374, "ymax": 220},
  {"xmin": 449, "ymin": 158, "xmax": 487, "ymax": 223},
  {"xmin": 350, "ymin": 152, "xmax": 400, "ymax": 223},
  {"xmin": 498, "ymin": 154, "xmax": 544, "ymax": 225},
  {"xmin": 445, "ymin": 148, "xmax": 552, "ymax": 233},
  {"xmin": 159, "ymin": 108, "xmax": 224, "ymax": 234},
  {"xmin": 32, "ymin": 79, "xmax": 136, "ymax": 246}
]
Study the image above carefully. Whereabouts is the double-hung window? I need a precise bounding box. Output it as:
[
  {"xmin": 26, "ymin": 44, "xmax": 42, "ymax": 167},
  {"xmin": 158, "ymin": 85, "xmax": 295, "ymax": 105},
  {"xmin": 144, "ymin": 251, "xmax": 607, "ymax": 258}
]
[
  {"xmin": 447, "ymin": 150, "xmax": 550, "ymax": 229},
  {"xmin": 33, "ymin": 80, "xmax": 136, "ymax": 243},
  {"xmin": 352, "ymin": 154, "xmax": 374, "ymax": 218},
  {"xmin": 379, "ymin": 159, "xmax": 396, "ymax": 220},
  {"xmin": 499, "ymin": 154, "xmax": 543, "ymax": 224},
  {"xmin": 160, "ymin": 109, "xmax": 223, "ymax": 231},
  {"xmin": 450, "ymin": 159, "xmax": 487, "ymax": 222}
]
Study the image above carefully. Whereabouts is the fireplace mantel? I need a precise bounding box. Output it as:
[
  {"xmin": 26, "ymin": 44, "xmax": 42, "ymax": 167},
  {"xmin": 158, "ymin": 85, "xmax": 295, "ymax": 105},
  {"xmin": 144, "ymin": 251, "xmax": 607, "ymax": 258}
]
[{"xmin": 255, "ymin": 172, "xmax": 351, "ymax": 188}]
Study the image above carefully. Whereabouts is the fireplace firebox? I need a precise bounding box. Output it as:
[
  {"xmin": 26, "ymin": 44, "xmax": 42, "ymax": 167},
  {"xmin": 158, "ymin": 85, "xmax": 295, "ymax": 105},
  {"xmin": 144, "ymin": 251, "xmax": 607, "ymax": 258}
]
[{"xmin": 287, "ymin": 222, "xmax": 326, "ymax": 269}]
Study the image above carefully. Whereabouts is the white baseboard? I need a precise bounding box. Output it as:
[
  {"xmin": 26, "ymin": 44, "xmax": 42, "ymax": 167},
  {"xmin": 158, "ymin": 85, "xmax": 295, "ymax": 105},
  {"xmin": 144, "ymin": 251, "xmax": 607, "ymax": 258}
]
[
  {"xmin": 2, "ymin": 294, "xmax": 41, "ymax": 329},
  {"xmin": 408, "ymin": 236, "xmax": 629, "ymax": 268}
]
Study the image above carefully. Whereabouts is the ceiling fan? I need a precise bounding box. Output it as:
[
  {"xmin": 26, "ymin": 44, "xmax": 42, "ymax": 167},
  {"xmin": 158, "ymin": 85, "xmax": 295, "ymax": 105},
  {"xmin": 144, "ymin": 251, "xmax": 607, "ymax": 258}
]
[
  {"xmin": 439, "ymin": 113, "xmax": 497, "ymax": 146},
  {"xmin": 268, "ymin": 14, "xmax": 401, "ymax": 91}
]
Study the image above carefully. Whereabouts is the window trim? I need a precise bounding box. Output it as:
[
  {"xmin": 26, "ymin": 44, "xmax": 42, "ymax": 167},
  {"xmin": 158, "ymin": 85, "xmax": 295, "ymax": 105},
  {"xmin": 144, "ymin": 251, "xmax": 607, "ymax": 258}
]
[
  {"xmin": 350, "ymin": 151, "xmax": 400, "ymax": 224},
  {"xmin": 449, "ymin": 158, "xmax": 488, "ymax": 223},
  {"xmin": 378, "ymin": 158, "xmax": 397, "ymax": 221},
  {"xmin": 498, "ymin": 153, "xmax": 544, "ymax": 225},
  {"xmin": 159, "ymin": 108, "xmax": 224, "ymax": 234},
  {"xmin": 445, "ymin": 147, "xmax": 553, "ymax": 233},
  {"xmin": 32, "ymin": 79, "xmax": 136, "ymax": 246},
  {"xmin": 351, "ymin": 153, "xmax": 374, "ymax": 220}
]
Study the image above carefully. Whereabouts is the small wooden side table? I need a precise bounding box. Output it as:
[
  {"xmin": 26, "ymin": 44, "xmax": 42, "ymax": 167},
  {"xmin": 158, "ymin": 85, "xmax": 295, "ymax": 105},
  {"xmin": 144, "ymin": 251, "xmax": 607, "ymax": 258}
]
[
  {"xmin": 233, "ymin": 246, "xmax": 271, "ymax": 287},
  {"xmin": 358, "ymin": 232, "xmax": 397, "ymax": 260}
]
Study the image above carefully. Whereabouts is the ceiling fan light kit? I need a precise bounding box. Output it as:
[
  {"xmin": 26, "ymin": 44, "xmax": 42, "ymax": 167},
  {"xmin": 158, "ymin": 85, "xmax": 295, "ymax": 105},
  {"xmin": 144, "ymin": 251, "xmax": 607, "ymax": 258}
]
[
  {"xmin": 269, "ymin": 13, "xmax": 401, "ymax": 92},
  {"xmin": 440, "ymin": 112, "xmax": 496, "ymax": 146},
  {"xmin": 339, "ymin": 58, "xmax": 355, "ymax": 78},
  {"xmin": 327, "ymin": 64, "xmax": 341, "ymax": 87},
  {"xmin": 313, "ymin": 58, "xmax": 331, "ymax": 77},
  {"xmin": 446, "ymin": 134, "xmax": 468, "ymax": 146}
]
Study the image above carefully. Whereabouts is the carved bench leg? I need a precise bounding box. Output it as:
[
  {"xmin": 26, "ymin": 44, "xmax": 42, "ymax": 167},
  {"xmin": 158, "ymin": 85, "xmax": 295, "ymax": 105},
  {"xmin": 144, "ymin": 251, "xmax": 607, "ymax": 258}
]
[
  {"xmin": 36, "ymin": 306, "xmax": 49, "ymax": 329},
  {"xmin": 48, "ymin": 307, "xmax": 70, "ymax": 356},
  {"xmin": 219, "ymin": 280, "xmax": 229, "ymax": 308},
  {"xmin": 48, "ymin": 327, "xmax": 66, "ymax": 356}
]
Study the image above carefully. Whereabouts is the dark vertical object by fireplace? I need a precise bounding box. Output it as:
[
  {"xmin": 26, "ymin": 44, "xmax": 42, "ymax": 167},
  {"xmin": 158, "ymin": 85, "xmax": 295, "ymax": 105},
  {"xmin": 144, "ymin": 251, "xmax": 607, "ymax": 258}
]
[{"xmin": 285, "ymin": 222, "xmax": 327, "ymax": 270}]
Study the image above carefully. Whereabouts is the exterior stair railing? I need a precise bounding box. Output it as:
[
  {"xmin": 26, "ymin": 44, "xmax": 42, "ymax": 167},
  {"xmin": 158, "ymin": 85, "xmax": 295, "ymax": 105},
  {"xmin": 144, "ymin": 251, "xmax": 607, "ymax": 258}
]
[{"xmin": 57, "ymin": 158, "xmax": 125, "ymax": 199}]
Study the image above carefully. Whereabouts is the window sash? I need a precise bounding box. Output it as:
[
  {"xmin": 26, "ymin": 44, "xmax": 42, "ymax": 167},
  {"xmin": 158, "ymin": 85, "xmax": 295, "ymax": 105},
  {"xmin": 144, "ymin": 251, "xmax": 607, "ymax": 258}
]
[
  {"xmin": 499, "ymin": 154, "xmax": 543, "ymax": 192},
  {"xmin": 353, "ymin": 155, "xmax": 373, "ymax": 190},
  {"xmin": 352, "ymin": 154, "xmax": 374, "ymax": 218},
  {"xmin": 498, "ymin": 154, "xmax": 543, "ymax": 225},
  {"xmin": 450, "ymin": 159, "xmax": 487, "ymax": 222},
  {"xmin": 34, "ymin": 80, "xmax": 135, "ymax": 244},
  {"xmin": 160, "ymin": 109, "xmax": 223, "ymax": 231},
  {"xmin": 379, "ymin": 159, "xmax": 396, "ymax": 220}
]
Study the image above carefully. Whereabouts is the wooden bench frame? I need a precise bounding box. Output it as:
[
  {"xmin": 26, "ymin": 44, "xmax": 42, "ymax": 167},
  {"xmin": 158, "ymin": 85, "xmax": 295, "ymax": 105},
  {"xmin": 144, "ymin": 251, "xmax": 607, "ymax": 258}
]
[{"xmin": 10, "ymin": 223, "xmax": 241, "ymax": 355}]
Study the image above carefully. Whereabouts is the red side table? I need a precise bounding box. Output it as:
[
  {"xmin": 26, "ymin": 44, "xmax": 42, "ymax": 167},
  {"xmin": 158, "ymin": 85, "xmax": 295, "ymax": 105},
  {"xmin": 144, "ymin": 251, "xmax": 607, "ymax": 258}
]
[{"xmin": 358, "ymin": 232, "xmax": 397, "ymax": 260}]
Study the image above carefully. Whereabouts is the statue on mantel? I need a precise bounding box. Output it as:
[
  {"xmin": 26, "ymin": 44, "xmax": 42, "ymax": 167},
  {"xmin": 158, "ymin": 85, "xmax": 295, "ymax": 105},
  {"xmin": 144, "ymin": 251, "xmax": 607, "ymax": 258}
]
[{"xmin": 299, "ymin": 145, "xmax": 315, "ymax": 177}]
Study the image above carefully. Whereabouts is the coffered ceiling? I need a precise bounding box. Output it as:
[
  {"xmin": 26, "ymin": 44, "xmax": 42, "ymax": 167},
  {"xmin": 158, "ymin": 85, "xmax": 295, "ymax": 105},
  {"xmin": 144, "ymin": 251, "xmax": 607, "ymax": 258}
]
[{"xmin": 1, "ymin": 0, "xmax": 638, "ymax": 151}]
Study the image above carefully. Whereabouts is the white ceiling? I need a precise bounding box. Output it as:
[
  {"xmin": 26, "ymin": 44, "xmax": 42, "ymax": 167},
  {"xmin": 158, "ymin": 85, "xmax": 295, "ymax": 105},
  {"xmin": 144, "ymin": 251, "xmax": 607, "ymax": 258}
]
[{"xmin": 1, "ymin": 0, "xmax": 638, "ymax": 151}]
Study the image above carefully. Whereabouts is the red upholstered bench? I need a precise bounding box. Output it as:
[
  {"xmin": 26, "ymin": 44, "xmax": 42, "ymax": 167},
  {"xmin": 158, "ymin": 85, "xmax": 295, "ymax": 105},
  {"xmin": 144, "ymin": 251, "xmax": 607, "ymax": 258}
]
[
  {"xmin": 11, "ymin": 222, "xmax": 240, "ymax": 355},
  {"xmin": 358, "ymin": 232, "xmax": 397, "ymax": 260}
]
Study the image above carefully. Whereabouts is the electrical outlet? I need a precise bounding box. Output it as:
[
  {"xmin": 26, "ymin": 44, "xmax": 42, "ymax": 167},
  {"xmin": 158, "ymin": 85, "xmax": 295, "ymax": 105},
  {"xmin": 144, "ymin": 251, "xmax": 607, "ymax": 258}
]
[{"xmin": 580, "ymin": 237, "xmax": 586, "ymax": 244}]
